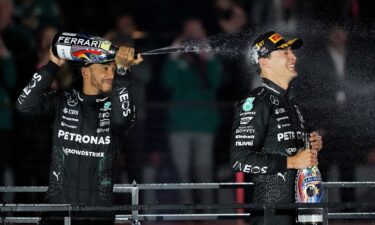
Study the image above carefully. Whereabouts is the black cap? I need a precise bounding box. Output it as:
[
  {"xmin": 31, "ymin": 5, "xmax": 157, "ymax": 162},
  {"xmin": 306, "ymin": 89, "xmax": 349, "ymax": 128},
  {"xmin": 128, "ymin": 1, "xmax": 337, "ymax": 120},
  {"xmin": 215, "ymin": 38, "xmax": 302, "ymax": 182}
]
[
  {"xmin": 83, "ymin": 58, "xmax": 115, "ymax": 67},
  {"xmin": 251, "ymin": 31, "xmax": 303, "ymax": 64}
]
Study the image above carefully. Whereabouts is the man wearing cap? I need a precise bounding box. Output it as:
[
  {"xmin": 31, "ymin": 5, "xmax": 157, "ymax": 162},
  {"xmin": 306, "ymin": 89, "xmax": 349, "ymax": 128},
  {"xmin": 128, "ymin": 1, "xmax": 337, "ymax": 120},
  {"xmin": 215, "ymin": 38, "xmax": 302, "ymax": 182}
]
[
  {"xmin": 230, "ymin": 31, "xmax": 323, "ymax": 225},
  {"xmin": 16, "ymin": 46, "xmax": 142, "ymax": 225}
]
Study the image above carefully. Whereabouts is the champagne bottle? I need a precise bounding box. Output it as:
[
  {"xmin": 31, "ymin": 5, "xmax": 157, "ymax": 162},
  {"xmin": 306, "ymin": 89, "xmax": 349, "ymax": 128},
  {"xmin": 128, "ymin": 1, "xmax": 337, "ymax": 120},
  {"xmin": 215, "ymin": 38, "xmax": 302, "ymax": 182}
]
[
  {"xmin": 52, "ymin": 32, "xmax": 118, "ymax": 65},
  {"xmin": 295, "ymin": 133, "xmax": 324, "ymax": 225}
]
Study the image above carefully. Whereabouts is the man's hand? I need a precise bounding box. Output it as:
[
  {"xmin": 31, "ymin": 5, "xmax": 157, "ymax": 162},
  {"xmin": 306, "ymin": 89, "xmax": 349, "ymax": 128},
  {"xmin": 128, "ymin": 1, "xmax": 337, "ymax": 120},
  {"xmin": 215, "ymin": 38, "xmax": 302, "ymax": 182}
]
[
  {"xmin": 287, "ymin": 149, "xmax": 318, "ymax": 169},
  {"xmin": 115, "ymin": 46, "xmax": 143, "ymax": 69},
  {"xmin": 310, "ymin": 131, "xmax": 323, "ymax": 152},
  {"xmin": 49, "ymin": 46, "xmax": 66, "ymax": 66}
]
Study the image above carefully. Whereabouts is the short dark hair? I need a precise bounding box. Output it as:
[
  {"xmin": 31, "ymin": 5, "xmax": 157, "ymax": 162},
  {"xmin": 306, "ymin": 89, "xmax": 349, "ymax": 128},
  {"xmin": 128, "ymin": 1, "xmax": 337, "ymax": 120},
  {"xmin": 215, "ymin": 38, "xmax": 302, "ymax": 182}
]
[{"xmin": 255, "ymin": 54, "xmax": 270, "ymax": 75}]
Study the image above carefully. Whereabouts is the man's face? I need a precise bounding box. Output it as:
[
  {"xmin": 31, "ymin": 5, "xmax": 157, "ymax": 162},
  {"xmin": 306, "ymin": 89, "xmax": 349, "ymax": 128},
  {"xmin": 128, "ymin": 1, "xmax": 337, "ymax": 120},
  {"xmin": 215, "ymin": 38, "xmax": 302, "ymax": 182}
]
[
  {"xmin": 85, "ymin": 62, "xmax": 116, "ymax": 96},
  {"xmin": 267, "ymin": 47, "xmax": 298, "ymax": 79}
]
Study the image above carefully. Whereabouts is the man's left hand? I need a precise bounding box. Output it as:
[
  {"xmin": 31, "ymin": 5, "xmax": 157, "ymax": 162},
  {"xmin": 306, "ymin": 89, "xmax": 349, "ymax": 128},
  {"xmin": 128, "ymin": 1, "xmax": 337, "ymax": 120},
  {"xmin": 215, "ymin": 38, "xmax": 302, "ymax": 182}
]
[
  {"xmin": 310, "ymin": 131, "xmax": 323, "ymax": 152},
  {"xmin": 115, "ymin": 46, "xmax": 143, "ymax": 69}
]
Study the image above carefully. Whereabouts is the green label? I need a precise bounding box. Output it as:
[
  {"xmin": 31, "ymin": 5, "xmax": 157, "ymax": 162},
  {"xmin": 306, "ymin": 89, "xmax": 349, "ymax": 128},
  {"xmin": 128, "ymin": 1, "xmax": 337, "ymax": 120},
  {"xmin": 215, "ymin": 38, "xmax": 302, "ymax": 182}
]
[{"xmin": 242, "ymin": 97, "xmax": 255, "ymax": 111}]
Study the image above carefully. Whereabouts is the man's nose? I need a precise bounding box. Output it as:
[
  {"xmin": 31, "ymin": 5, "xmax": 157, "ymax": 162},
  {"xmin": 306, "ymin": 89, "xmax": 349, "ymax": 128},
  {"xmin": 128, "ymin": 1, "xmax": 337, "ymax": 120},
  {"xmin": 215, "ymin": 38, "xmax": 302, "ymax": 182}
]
[
  {"xmin": 107, "ymin": 68, "xmax": 115, "ymax": 77},
  {"xmin": 289, "ymin": 50, "xmax": 297, "ymax": 61}
]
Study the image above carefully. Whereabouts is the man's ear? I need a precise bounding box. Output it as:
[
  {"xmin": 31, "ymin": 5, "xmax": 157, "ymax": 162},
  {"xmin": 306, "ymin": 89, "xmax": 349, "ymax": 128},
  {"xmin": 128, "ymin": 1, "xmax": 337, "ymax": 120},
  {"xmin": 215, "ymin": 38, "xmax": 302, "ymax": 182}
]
[
  {"xmin": 81, "ymin": 66, "xmax": 89, "ymax": 80},
  {"xmin": 259, "ymin": 57, "xmax": 270, "ymax": 68}
]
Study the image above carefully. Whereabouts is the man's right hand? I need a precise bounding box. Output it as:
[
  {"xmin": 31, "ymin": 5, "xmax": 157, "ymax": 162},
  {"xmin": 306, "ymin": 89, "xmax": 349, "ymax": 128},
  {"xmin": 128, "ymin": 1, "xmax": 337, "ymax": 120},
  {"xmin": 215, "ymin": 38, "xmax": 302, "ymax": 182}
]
[
  {"xmin": 287, "ymin": 149, "xmax": 318, "ymax": 169},
  {"xmin": 115, "ymin": 46, "xmax": 143, "ymax": 68},
  {"xmin": 49, "ymin": 46, "xmax": 65, "ymax": 66}
]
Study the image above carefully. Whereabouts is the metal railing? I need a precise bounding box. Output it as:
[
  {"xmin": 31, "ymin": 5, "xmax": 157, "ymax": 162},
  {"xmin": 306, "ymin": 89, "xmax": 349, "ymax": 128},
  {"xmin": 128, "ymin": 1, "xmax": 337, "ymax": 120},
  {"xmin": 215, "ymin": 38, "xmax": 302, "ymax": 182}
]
[{"xmin": 1, "ymin": 182, "xmax": 375, "ymax": 224}]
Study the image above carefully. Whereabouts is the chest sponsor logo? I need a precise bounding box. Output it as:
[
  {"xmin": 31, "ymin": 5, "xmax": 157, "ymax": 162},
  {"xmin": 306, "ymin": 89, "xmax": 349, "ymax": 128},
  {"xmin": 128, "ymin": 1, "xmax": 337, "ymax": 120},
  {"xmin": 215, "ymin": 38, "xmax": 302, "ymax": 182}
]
[
  {"xmin": 240, "ymin": 117, "xmax": 253, "ymax": 125},
  {"xmin": 235, "ymin": 140, "xmax": 254, "ymax": 146},
  {"xmin": 240, "ymin": 111, "xmax": 256, "ymax": 116},
  {"xmin": 242, "ymin": 97, "xmax": 255, "ymax": 112},
  {"xmin": 62, "ymin": 147, "xmax": 104, "ymax": 158},
  {"xmin": 270, "ymin": 95, "xmax": 279, "ymax": 105},
  {"xmin": 235, "ymin": 135, "xmax": 255, "ymax": 139},
  {"xmin": 275, "ymin": 108, "xmax": 286, "ymax": 115},
  {"xmin": 63, "ymin": 107, "xmax": 79, "ymax": 115},
  {"xmin": 276, "ymin": 116, "xmax": 289, "ymax": 121},
  {"xmin": 232, "ymin": 161, "xmax": 268, "ymax": 174},
  {"xmin": 277, "ymin": 123, "xmax": 291, "ymax": 129},
  {"xmin": 99, "ymin": 119, "xmax": 110, "ymax": 127},
  {"xmin": 61, "ymin": 122, "xmax": 77, "ymax": 129},
  {"xmin": 104, "ymin": 101, "xmax": 111, "ymax": 109},
  {"xmin": 62, "ymin": 115, "xmax": 79, "ymax": 122},
  {"xmin": 101, "ymin": 102, "xmax": 112, "ymax": 112},
  {"xmin": 99, "ymin": 112, "xmax": 110, "ymax": 119},
  {"xmin": 18, "ymin": 73, "xmax": 42, "ymax": 104},
  {"xmin": 65, "ymin": 91, "xmax": 80, "ymax": 107},
  {"xmin": 97, "ymin": 127, "xmax": 110, "ymax": 133},
  {"xmin": 235, "ymin": 127, "xmax": 256, "ymax": 134},
  {"xmin": 277, "ymin": 131, "xmax": 303, "ymax": 142},
  {"xmin": 58, "ymin": 129, "xmax": 110, "ymax": 145}
]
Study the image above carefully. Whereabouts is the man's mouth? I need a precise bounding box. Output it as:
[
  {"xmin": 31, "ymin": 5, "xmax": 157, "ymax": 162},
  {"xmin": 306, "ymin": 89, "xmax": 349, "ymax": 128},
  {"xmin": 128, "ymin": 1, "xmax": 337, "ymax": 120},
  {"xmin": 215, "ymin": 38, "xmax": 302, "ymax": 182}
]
[{"xmin": 103, "ymin": 79, "xmax": 113, "ymax": 84}]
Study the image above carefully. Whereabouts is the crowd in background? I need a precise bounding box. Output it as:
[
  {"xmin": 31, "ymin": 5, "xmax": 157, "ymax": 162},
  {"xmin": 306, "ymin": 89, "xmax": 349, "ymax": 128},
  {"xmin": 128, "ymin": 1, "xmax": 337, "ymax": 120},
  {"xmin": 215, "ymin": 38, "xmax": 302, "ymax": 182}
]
[{"xmin": 1, "ymin": 0, "xmax": 375, "ymax": 205}]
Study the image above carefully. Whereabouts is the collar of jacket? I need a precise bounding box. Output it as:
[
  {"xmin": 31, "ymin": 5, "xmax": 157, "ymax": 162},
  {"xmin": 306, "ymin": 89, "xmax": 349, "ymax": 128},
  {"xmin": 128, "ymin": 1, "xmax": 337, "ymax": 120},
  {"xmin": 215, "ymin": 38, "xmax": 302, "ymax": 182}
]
[
  {"xmin": 260, "ymin": 78, "xmax": 289, "ymax": 96},
  {"xmin": 77, "ymin": 91, "xmax": 109, "ymax": 104}
]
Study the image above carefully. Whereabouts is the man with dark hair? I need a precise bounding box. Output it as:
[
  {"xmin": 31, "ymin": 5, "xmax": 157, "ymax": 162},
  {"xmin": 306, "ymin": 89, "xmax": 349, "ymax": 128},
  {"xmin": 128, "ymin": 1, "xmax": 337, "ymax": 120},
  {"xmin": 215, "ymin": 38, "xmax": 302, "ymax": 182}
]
[
  {"xmin": 230, "ymin": 31, "xmax": 323, "ymax": 225},
  {"xmin": 16, "ymin": 46, "xmax": 142, "ymax": 224}
]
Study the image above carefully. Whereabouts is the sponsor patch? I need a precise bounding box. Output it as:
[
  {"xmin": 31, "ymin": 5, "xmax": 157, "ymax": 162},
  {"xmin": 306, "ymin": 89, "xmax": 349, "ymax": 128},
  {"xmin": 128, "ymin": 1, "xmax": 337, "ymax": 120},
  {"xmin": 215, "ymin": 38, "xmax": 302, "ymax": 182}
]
[
  {"xmin": 235, "ymin": 127, "xmax": 256, "ymax": 134},
  {"xmin": 63, "ymin": 108, "xmax": 79, "ymax": 115},
  {"xmin": 242, "ymin": 97, "xmax": 255, "ymax": 111},
  {"xmin": 62, "ymin": 115, "xmax": 79, "ymax": 122},
  {"xmin": 62, "ymin": 147, "xmax": 104, "ymax": 158},
  {"xmin": 99, "ymin": 112, "xmax": 110, "ymax": 119},
  {"xmin": 235, "ymin": 135, "xmax": 255, "ymax": 139},
  {"xmin": 240, "ymin": 117, "xmax": 253, "ymax": 125},
  {"xmin": 65, "ymin": 91, "xmax": 79, "ymax": 107},
  {"xmin": 240, "ymin": 111, "xmax": 256, "ymax": 116},
  {"xmin": 276, "ymin": 116, "xmax": 289, "ymax": 121},
  {"xmin": 270, "ymin": 95, "xmax": 279, "ymax": 105},
  {"xmin": 17, "ymin": 73, "xmax": 42, "ymax": 104},
  {"xmin": 235, "ymin": 141, "xmax": 254, "ymax": 146},
  {"xmin": 275, "ymin": 108, "xmax": 286, "ymax": 115},
  {"xmin": 58, "ymin": 129, "xmax": 110, "ymax": 145},
  {"xmin": 99, "ymin": 119, "xmax": 110, "ymax": 127},
  {"xmin": 269, "ymin": 33, "xmax": 283, "ymax": 44},
  {"xmin": 277, "ymin": 123, "xmax": 291, "ymax": 129},
  {"xmin": 277, "ymin": 131, "xmax": 303, "ymax": 142},
  {"xmin": 232, "ymin": 161, "xmax": 268, "ymax": 174},
  {"xmin": 61, "ymin": 122, "xmax": 77, "ymax": 129},
  {"xmin": 104, "ymin": 101, "xmax": 111, "ymax": 109}
]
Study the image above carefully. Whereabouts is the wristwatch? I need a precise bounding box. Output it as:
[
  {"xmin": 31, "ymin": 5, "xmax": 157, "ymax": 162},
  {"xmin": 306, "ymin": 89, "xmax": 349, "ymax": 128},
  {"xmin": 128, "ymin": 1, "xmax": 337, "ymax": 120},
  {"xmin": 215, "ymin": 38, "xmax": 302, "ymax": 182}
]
[{"xmin": 117, "ymin": 66, "xmax": 129, "ymax": 76}]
